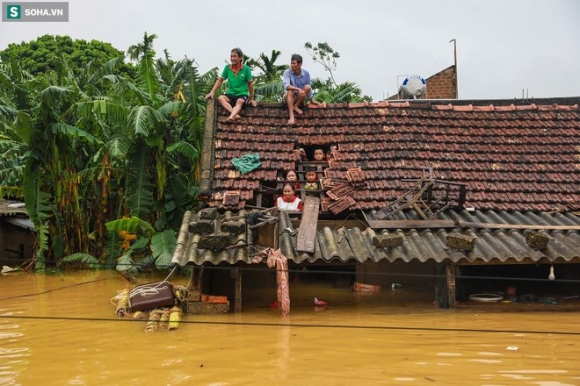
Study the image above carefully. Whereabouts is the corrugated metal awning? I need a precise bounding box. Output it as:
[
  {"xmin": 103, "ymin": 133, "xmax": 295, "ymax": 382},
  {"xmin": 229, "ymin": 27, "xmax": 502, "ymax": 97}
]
[{"xmin": 172, "ymin": 208, "xmax": 580, "ymax": 266}]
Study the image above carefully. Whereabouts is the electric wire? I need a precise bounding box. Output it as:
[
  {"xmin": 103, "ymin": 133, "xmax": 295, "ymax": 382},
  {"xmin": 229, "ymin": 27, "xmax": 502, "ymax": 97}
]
[
  {"xmin": 0, "ymin": 277, "xmax": 110, "ymax": 302},
  {"xmin": 2, "ymin": 259, "xmax": 579, "ymax": 337},
  {"xmin": 1, "ymin": 314, "xmax": 580, "ymax": 336},
  {"xmin": 4, "ymin": 256, "xmax": 579, "ymax": 285}
]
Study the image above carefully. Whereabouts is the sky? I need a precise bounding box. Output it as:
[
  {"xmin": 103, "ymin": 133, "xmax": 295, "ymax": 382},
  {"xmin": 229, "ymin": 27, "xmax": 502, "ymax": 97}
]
[{"xmin": 1, "ymin": 0, "xmax": 579, "ymax": 101}]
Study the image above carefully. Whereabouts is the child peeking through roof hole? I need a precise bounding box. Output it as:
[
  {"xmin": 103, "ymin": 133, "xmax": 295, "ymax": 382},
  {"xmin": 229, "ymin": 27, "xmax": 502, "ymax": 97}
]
[{"xmin": 304, "ymin": 170, "xmax": 320, "ymax": 192}]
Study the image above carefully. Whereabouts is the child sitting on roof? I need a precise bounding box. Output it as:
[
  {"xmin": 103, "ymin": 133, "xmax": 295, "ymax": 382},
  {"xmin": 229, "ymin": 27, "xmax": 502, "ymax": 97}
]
[{"xmin": 276, "ymin": 184, "xmax": 303, "ymax": 211}]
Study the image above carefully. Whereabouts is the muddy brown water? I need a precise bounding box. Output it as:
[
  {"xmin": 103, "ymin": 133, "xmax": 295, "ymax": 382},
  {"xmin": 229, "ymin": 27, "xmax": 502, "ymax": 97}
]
[{"xmin": 1, "ymin": 270, "xmax": 579, "ymax": 386}]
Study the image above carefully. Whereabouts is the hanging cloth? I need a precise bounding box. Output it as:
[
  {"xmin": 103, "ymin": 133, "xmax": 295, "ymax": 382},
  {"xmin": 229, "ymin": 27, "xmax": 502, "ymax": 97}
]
[{"xmin": 267, "ymin": 248, "xmax": 290, "ymax": 316}]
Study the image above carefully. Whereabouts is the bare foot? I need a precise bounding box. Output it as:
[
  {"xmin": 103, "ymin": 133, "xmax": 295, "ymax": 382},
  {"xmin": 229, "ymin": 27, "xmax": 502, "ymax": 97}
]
[
  {"xmin": 287, "ymin": 118, "xmax": 296, "ymax": 125},
  {"xmin": 293, "ymin": 107, "xmax": 303, "ymax": 115},
  {"xmin": 233, "ymin": 114, "xmax": 241, "ymax": 121},
  {"xmin": 226, "ymin": 116, "xmax": 234, "ymax": 122}
]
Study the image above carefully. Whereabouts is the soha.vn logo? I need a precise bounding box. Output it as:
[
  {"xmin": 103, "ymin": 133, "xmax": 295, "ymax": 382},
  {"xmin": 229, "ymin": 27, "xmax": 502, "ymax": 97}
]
[{"xmin": 6, "ymin": 4, "xmax": 22, "ymax": 19}]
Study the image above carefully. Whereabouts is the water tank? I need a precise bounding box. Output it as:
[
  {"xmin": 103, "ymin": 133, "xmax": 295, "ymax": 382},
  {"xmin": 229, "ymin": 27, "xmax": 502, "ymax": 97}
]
[{"xmin": 400, "ymin": 75, "xmax": 426, "ymax": 99}]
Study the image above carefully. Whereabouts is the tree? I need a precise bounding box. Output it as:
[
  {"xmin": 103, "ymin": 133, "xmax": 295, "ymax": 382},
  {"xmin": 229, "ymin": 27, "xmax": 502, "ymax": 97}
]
[
  {"xmin": 304, "ymin": 42, "xmax": 340, "ymax": 87},
  {"xmin": 97, "ymin": 32, "xmax": 213, "ymax": 273},
  {"xmin": 304, "ymin": 42, "xmax": 372, "ymax": 103},
  {"xmin": 246, "ymin": 50, "xmax": 288, "ymax": 83},
  {"xmin": 0, "ymin": 34, "xmax": 134, "ymax": 78},
  {"xmin": 311, "ymin": 78, "xmax": 372, "ymax": 104},
  {"xmin": 246, "ymin": 50, "xmax": 288, "ymax": 102},
  {"xmin": 0, "ymin": 53, "xmax": 107, "ymax": 270},
  {"xmin": 0, "ymin": 34, "xmax": 212, "ymax": 272}
]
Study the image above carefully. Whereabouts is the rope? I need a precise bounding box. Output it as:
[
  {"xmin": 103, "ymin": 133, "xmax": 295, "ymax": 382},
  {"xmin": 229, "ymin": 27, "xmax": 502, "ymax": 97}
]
[
  {"xmin": 128, "ymin": 266, "xmax": 178, "ymax": 298},
  {"xmin": 129, "ymin": 281, "xmax": 172, "ymax": 299}
]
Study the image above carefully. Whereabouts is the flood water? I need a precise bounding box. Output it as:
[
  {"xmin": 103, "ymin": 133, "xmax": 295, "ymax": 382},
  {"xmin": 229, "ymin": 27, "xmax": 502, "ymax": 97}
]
[{"xmin": 1, "ymin": 269, "xmax": 579, "ymax": 386}]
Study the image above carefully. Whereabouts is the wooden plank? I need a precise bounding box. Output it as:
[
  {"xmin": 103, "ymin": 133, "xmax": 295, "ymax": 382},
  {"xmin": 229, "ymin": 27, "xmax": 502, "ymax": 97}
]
[
  {"xmin": 234, "ymin": 267, "xmax": 242, "ymax": 313},
  {"xmin": 367, "ymin": 219, "xmax": 580, "ymax": 230},
  {"xmin": 368, "ymin": 219, "xmax": 457, "ymax": 229},
  {"xmin": 446, "ymin": 263, "xmax": 456, "ymax": 308},
  {"xmin": 457, "ymin": 221, "xmax": 580, "ymax": 230},
  {"xmin": 296, "ymin": 196, "xmax": 320, "ymax": 252}
]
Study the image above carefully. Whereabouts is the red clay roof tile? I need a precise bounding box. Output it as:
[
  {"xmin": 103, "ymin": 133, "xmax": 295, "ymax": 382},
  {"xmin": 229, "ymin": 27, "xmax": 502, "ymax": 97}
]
[{"xmin": 200, "ymin": 99, "xmax": 580, "ymax": 213}]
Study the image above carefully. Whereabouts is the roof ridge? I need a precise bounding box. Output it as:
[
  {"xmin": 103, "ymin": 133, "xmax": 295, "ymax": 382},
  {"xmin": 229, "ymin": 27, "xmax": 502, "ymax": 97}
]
[{"xmin": 251, "ymin": 100, "xmax": 579, "ymax": 113}]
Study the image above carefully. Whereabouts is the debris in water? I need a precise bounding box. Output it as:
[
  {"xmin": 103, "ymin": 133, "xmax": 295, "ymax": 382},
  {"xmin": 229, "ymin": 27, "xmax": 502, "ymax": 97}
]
[
  {"xmin": 145, "ymin": 309, "xmax": 163, "ymax": 333},
  {"xmin": 168, "ymin": 306, "xmax": 183, "ymax": 330},
  {"xmin": 314, "ymin": 297, "xmax": 328, "ymax": 307}
]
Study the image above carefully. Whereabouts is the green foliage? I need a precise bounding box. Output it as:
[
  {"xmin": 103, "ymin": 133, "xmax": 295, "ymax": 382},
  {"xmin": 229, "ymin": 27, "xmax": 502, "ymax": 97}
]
[
  {"xmin": 247, "ymin": 50, "xmax": 288, "ymax": 103},
  {"xmin": 304, "ymin": 42, "xmax": 372, "ymax": 103},
  {"xmin": 116, "ymin": 251, "xmax": 135, "ymax": 272},
  {"xmin": 246, "ymin": 50, "xmax": 288, "ymax": 83},
  {"xmin": 60, "ymin": 253, "xmax": 101, "ymax": 269},
  {"xmin": 23, "ymin": 181, "xmax": 52, "ymax": 271},
  {"xmin": 254, "ymin": 79, "xmax": 285, "ymax": 103},
  {"xmin": 304, "ymin": 42, "xmax": 340, "ymax": 86},
  {"xmin": 127, "ymin": 32, "xmax": 160, "ymax": 101},
  {"xmin": 105, "ymin": 216, "xmax": 156, "ymax": 236},
  {"xmin": 51, "ymin": 122, "xmax": 103, "ymax": 146},
  {"xmin": 0, "ymin": 34, "xmax": 134, "ymax": 78},
  {"xmin": 151, "ymin": 230, "xmax": 176, "ymax": 269},
  {"xmin": 0, "ymin": 33, "xmax": 209, "ymax": 272},
  {"xmin": 126, "ymin": 144, "xmax": 156, "ymax": 219},
  {"xmin": 312, "ymin": 78, "xmax": 371, "ymax": 104}
]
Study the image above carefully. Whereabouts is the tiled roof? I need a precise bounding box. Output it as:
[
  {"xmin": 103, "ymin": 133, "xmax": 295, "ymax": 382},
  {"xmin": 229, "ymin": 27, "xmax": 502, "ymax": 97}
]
[
  {"xmin": 199, "ymin": 98, "xmax": 580, "ymax": 213},
  {"xmin": 171, "ymin": 209, "xmax": 580, "ymax": 266}
]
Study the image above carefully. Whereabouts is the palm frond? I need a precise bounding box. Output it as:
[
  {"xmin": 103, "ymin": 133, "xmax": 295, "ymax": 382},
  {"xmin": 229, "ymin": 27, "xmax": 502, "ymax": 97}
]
[
  {"xmin": 38, "ymin": 85, "xmax": 73, "ymax": 107},
  {"xmin": 126, "ymin": 144, "xmax": 155, "ymax": 219},
  {"xmin": 128, "ymin": 105, "xmax": 164, "ymax": 137},
  {"xmin": 150, "ymin": 229, "xmax": 176, "ymax": 269},
  {"xmin": 51, "ymin": 122, "xmax": 103, "ymax": 146},
  {"xmin": 107, "ymin": 136, "xmax": 130, "ymax": 159},
  {"xmin": 166, "ymin": 140, "xmax": 198, "ymax": 161},
  {"xmin": 116, "ymin": 251, "xmax": 135, "ymax": 272},
  {"xmin": 254, "ymin": 79, "xmax": 284, "ymax": 102},
  {"xmin": 105, "ymin": 216, "xmax": 156, "ymax": 236},
  {"xmin": 157, "ymin": 101, "xmax": 182, "ymax": 117},
  {"xmin": 0, "ymin": 103, "xmax": 17, "ymax": 118},
  {"xmin": 23, "ymin": 170, "xmax": 52, "ymax": 269},
  {"xmin": 60, "ymin": 253, "xmax": 101, "ymax": 270},
  {"xmin": 13, "ymin": 111, "xmax": 33, "ymax": 144}
]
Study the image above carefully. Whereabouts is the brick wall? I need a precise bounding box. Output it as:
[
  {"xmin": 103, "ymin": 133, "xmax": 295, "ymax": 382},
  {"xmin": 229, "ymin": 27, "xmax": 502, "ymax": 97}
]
[{"xmin": 426, "ymin": 65, "xmax": 457, "ymax": 99}]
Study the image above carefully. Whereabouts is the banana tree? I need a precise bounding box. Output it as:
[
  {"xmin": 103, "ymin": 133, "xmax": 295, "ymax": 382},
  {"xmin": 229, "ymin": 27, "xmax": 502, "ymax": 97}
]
[
  {"xmin": 99, "ymin": 33, "xmax": 208, "ymax": 272},
  {"xmin": 247, "ymin": 50, "xmax": 288, "ymax": 102},
  {"xmin": 1, "ymin": 55, "xmax": 105, "ymax": 270},
  {"xmin": 1, "ymin": 34, "xmax": 211, "ymax": 272}
]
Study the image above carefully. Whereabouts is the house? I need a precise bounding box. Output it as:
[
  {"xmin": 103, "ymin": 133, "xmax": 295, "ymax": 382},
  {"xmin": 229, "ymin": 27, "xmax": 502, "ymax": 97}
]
[
  {"xmin": 171, "ymin": 96, "xmax": 580, "ymax": 311},
  {"xmin": 0, "ymin": 200, "xmax": 34, "ymax": 266}
]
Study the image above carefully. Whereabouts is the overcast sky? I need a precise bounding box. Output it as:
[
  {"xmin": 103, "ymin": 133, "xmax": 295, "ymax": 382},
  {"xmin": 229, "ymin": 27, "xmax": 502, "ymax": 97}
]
[{"xmin": 1, "ymin": 0, "xmax": 579, "ymax": 101}]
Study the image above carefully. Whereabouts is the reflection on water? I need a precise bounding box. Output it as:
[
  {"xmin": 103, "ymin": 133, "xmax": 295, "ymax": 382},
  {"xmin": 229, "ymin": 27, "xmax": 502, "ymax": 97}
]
[{"xmin": 0, "ymin": 270, "xmax": 579, "ymax": 385}]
